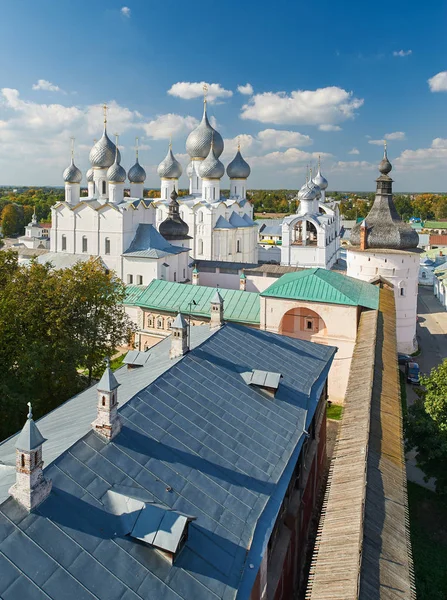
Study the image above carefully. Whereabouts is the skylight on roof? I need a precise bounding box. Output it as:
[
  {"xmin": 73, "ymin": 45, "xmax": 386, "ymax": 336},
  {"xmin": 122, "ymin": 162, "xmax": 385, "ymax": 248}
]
[{"xmin": 242, "ymin": 369, "xmax": 282, "ymax": 397}]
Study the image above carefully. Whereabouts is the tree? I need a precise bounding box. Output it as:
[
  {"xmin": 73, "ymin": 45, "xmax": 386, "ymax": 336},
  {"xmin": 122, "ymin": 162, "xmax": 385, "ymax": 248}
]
[
  {"xmin": 1, "ymin": 203, "xmax": 21, "ymax": 236},
  {"xmin": 0, "ymin": 254, "xmax": 134, "ymax": 441},
  {"xmin": 406, "ymin": 360, "xmax": 447, "ymax": 494}
]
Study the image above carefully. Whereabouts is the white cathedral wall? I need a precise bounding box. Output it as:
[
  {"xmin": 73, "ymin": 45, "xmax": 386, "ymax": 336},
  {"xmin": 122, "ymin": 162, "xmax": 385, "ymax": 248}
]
[{"xmin": 347, "ymin": 249, "xmax": 419, "ymax": 353}]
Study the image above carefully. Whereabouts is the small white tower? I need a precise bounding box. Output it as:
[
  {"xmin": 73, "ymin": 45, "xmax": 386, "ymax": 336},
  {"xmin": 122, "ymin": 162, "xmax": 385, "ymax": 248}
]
[
  {"xmin": 9, "ymin": 403, "xmax": 52, "ymax": 511},
  {"xmin": 107, "ymin": 134, "xmax": 126, "ymax": 204},
  {"xmin": 92, "ymin": 359, "xmax": 122, "ymax": 441},
  {"xmin": 157, "ymin": 141, "xmax": 183, "ymax": 201},
  {"xmin": 63, "ymin": 138, "xmax": 82, "ymax": 205},
  {"xmin": 170, "ymin": 312, "xmax": 189, "ymax": 358},
  {"xmin": 227, "ymin": 140, "xmax": 251, "ymax": 200},
  {"xmin": 128, "ymin": 137, "xmax": 147, "ymax": 198},
  {"xmin": 210, "ymin": 289, "xmax": 224, "ymax": 329},
  {"xmin": 86, "ymin": 167, "xmax": 95, "ymax": 198},
  {"xmin": 192, "ymin": 266, "xmax": 199, "ymax": 286}
]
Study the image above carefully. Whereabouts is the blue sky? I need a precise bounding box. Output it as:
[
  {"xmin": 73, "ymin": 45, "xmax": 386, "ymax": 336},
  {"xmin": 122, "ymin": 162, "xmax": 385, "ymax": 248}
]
[{"xmin": 0, "ymin": 0, "xmax": 447, "ymax": 191}]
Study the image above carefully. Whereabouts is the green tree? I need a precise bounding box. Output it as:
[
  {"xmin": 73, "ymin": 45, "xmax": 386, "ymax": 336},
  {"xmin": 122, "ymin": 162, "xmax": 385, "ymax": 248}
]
[
  {"xmin": 1, "ymin": 203, "xmax": 20, "ymax": 236},
  {"xmin": 406, "ymin": 360, "xmax": 447, "ymax": 494}
]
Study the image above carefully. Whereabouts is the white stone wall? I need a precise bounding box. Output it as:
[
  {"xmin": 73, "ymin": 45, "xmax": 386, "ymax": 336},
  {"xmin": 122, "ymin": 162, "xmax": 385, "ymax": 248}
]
[{"xmin": 347, "ymin": 249, "xmax": 419, "ymax": 353}]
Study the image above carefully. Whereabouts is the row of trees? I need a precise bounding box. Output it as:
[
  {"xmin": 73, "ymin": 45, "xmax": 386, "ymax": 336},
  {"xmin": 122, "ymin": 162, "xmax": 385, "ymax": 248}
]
[
  {"xmin": 0, "ymin": 252, "xmax": 133, "ymax": 442},
  {"xmin": 0, "ymin": 188, "xmax": 64, "ymax": 237},
  {"xmin": 406, "ymin": 361, "xmax": 447, "ymax": 494}
]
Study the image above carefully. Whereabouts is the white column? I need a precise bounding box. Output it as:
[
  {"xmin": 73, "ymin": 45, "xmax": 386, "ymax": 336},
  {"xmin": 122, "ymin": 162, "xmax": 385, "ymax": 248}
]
[
  {"xmin": 109, "ymin": 182, "xmax": 124, "ymax": 204},
  {"xmin": 130, "ymin": 182, "xmax": 144, "ymax": 198},
  {"xmin": 189, "ymin": 160, "xmax": 203, "ymax": 195},
  {"xmin": 161, "ymin": 179, "xmax": 178, "ymax": 200},
  {"xmin": 88, "ymin": 181, "xmax": 95, "ymax": 197},
  {"xmin": 202, "ymin": 179, "xmax": 220, "ymax": 202},
  {"xmin": 230, "ymin": 179, "xmax": 247, "ymax": 200},
  {"xmin": 65, "ymin": 183, "xmax": 80, "ymax": 205}
]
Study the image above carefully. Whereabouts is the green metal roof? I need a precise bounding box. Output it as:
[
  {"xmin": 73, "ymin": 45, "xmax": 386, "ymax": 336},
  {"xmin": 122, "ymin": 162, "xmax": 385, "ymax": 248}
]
[
  {"xmin": 423, "ymin": 221, "xmax": 447, "ymax": 229},
  {"xmin": 125, "ymin": 280, "xmax": 260, "ymax": 324},
  {"xmin": 260, "ymin": 268, "xmax": 380, "ymax": 309}
]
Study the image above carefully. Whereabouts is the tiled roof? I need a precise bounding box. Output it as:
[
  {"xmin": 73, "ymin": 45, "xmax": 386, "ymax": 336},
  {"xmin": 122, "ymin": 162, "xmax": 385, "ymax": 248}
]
[
  {"xmin": 429, "ymin": 234, "xmax": 447, "ymax": 245},
  {"xmin": 261, "ymin": 268, "xmax": 379, "ymax": 310},
  {"xmin": 0, "ymin": 324, "xmax": 336, "ymax": 600},
  {"xmin": 125, "ymin": 280, "xmax": 261, "ymax": 325},
  {"xmin": 123, "ymin": 224, "xmax": 188, "ymax": 259}
]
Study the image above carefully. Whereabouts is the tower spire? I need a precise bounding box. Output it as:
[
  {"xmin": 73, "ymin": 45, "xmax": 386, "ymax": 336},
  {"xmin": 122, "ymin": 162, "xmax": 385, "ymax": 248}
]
[
  {"xmin": 383, "ymin": 139, "xmax": 388, "ymax": 159},
  {"xmin": 203, "ymin": 83, "xmax": 208, "ymax": 108},
  {"xmin": 169, "ymin": 133, "xmax": 172, "ymax": 150},
  {"xmin": 103, "ymin": 103, "xmax": 108, "ymax": 127},
  {"xmin": 135, "ymin": 136, "xmax": 139, "ymax": 160},
  {"xmin": 70, "ymin": 137, "xmax": 75, "ymax": 162},
  {"xmin": 237, "ymin": 136, "xmax": 241, "ymax": 152},
  {"xmin": 114, "ymin": 133, "xmax": 119, "ymax": 162}
]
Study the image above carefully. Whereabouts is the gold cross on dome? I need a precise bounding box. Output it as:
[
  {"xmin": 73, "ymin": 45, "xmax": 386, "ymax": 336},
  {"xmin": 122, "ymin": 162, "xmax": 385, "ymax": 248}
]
[
  {"xmin": 103, "ymin": 103, "xmax": 108, "ymax": 125},
  {"xmin": 135, "ymin": 136, "xmax": 139, "ymax": 158},
  {"xmin": 70, "ymin": 136, "xmax": 75, "ymax": 159},
  {"xmin": 203, "ymin": 83, "xmax": 208, "ymax": 104}
]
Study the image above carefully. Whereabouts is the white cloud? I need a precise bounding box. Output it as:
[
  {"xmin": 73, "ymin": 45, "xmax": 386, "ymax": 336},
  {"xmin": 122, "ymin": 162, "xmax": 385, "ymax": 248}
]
[
  {"xmin": 257, "ymin": 128, "xmax": 312, "ymax": 149},
  {"xmin": 428, "ymin": 71, "xmax": 447, "ymax": 92},
  {"xmin": 250, "ymin": 148, "xmax": 331, "ymax": 168},
  {"xmin": 348, "ymin": 148, "xmax": 360, "ymax": 155},
  {"xmin": 167, "ymin": 81, "xmax": 233, "ymax": 104},
  {"xmin": 121, "ymin": 6, "xmax": 131, "ymax": 17},
  {"xmin": 237, "ymin": 83, "xmax": 253, "ymax": 96},
  {"xmin": 385, "ymin": 131, "xmax": 406, "ymax": 140},
  {"xmin": 331, "ymin": 161, "xmax": 375, "ymax": 171},
  {"xmin": 394, "ymin": 138, "xmax": 447, "ymax": 170},
  {"xmin": 319, "ymin": 124, "xmax": 342, "ymax": 132},
  {"xmin": 368, "ymin": 131, "xmax": 406, "ymax": 145},
  {"xmin": 143, "ymin": 113, "xmax": 198, "ymax": 140},
  {"xmin": 32, "ymin": 79, "xmax": 64, "ymax": 93},
  {"xmin": 393, "ymin": 49, "xmax": 412, "ymax": 57},
  {"xmin": 240, "ymin": 86, "xmax": 363, "ymax": 126}
]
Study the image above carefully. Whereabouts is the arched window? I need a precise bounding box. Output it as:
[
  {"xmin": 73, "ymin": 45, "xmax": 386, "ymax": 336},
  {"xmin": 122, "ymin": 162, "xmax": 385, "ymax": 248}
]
[
  {"xmin": 102, "ymin": 396, "xmax": 106, "ymax": 406},
  {"xmin": 62, "ymin": 235, "xmax": 67, "ymax": 251},
  {"xmin": 82, "ymin": 236, "xmax": 88, "ymax": 253},
  {"xmin": 199, "ymin": 212, "xmax": 203, "ymax": 223},
  {"xmin": 105, "ymin": 238, "xmax": 110, "ymax": 255},
  {"xmin": 157, "ymin": 317, "xmax": 164, "ymax": 329},
  {"xmin": 422, "ymin": 271, "xmax": 427, "ymax": 279},
  {"xmin": 198, "ymin": 239, "xmax": 203, "ymax": 255},
  {"xmin": 148, "ymin": 315, "xmax": 154, "ymax": 328},
  {"xmin": 102, "ymin": 181, "xmax": 106, "ymax": 195}
]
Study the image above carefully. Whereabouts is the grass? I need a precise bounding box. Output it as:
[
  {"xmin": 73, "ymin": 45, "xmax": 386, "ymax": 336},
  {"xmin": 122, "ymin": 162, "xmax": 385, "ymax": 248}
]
[
  {"xmin": 326, "ymin": 403, "xmax": 343, "ymax": 420},
  {"xmin": 399, "ymin": 370, "xmax": 407, "ymax": 418},
  {"xmin": 408, "ymin": 482, "xmax": 447, "ymax": 600},
  {"xmin": 110, "ymin": 352, "xmax": 127, "ymax": 371}
]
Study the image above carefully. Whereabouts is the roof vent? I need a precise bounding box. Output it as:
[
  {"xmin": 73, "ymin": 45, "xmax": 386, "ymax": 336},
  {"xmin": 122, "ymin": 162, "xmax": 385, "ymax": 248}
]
[
  {"xmin": 102, "ymin": 487, "xmax": 195, "ymax": 564},
  {"xmin": 243, "ymin": 370, "xmax": 282, "ymax": 397},
  {"xmin": 123, "ymin": 350, "xmax": 150, "ymax": 369}
]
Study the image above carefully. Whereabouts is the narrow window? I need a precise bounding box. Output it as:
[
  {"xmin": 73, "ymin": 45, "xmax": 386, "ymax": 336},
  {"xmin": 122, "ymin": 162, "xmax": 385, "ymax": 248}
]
[
  {"xmin": 105, "ymin": 238, "xmax": 111, "ymax": 255},
  {"xmin": 307, "ymin": 320, "xmax": 313, "ymax": 330},
  {"xmin": 173, "ymin": 272, "xmax": 177, "ymax": 282},
  {"xmin": 82, "ymin": 236, "xmax": 88, "ymax": 253},
  {"xmin": 237, "ymin": 239, "xmax": 241, "ymax": 253},
  {"xmin": 93, "ymin": 182, "xmax": 96, "ymax": 195},
  {"xmin": 199, "ymin": 212, "xmax": 203, "ymax": 223},
  {"xmin": 137, "ymin": 275, "xmax": 143, "ymax": 285},
  {"xmin": 183, "ymin": 268, "xmax": 186, "ymax": 279},
  {"xmin": 102, "ymin": 395, "xmax": 106, "ymax": 406},
  {"xmin": 21, "ymin": 454, "xmax": 25, "ymax": 468},
  {"xmin": 127, "ymin": 274, "xmax": 133, "ymax": 284},
  {"xmin": 198, "ymin": 239, "xmax": 203, "ymax": 255},
  {"xmin": 62, "ymin": 235, "xmax": 67, "ymax": 251},
  {"xmin": 400, "ymin": 287, "xmax": 405, "ymax": 296},
  {"xmin": 102, "ymin": 180, "xmax": 106, "ymax": 195}
]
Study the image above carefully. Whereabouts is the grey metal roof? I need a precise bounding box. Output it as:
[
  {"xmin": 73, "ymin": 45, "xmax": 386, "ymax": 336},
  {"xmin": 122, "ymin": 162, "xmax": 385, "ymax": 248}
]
[
  {"xmin": 36, "ymin": 253, "xmax": 96, "ymax": 270},
  {"xmin": 0, "ymin": 324, "xmax": 335, "ymax": 600},
  {"xmin": 214, "ymin": 216, "xmax": 234, "ymax": 230},
  {"xmin": 123, "ymin": 224, "xmax": 188, "ymax": 259},
  {"xmin": 259, "ymin": 225, "xmax": 282, "ymax": 236},
  {"xmin": 172, "ymin": 313, "xmax": 187, "ymax": 329},
  {"xmin": 123, "ymin": 351, "xmax": 151, "ymax": 367},
  {"xmin": 246, "ymin": 370, "xmax": 282, "ymax": 391}
]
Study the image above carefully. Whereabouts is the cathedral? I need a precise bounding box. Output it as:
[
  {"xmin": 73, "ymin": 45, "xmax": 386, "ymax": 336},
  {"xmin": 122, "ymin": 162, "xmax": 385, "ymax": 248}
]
[{"xmin": 49, "ymin": 94, "xmax": 257, "ymax": 286}]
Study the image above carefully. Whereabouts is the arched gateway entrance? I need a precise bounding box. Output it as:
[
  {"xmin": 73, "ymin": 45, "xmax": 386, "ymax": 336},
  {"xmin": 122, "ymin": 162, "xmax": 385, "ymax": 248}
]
[{"xmin": 279, "ymin": 307, "xmax": 327, "ymax": 341}]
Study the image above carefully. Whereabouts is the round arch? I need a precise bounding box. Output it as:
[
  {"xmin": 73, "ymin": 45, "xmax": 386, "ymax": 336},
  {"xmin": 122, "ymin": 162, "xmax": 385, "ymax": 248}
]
[{"xmin": 279, "ymin": 306, "xmax": 327, "ymax": 340}]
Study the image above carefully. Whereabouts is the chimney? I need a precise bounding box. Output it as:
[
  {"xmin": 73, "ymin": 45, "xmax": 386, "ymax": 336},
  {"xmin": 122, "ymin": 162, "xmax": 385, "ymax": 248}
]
[
  {"xmin": 9, "ymin": 403, "xmax": 52, "ymax": 510},
  {"xmin": 192, "ymin": 267, "xmax": 199, "ymax": 286},
  {"xmin": 239, "ymin": 271, "xmax": 247, "ymax": 291},
  {"xmin": 360, "ymin": 219, "xmax": 368, "ymax": 250},
  {"xmin": 210, "ymin": 289, "xmax": 224, "ymax": 329},
  {"xmin": 170, "ymin": 312, "xmax": 189, "ymax": 358},
  {"xmin": 92, "ymin": 359, "xmax": 122, "ymax": 441}
]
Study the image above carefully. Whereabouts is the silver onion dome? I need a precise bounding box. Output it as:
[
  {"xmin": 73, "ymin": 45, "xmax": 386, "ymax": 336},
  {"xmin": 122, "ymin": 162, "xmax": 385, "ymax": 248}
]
[
  {"xmin": 308, "ymin": 177, "xmax": 321, "ymax": 199},
  {"xmin": 63, "ymin": 159, "xmax": 82, "ymax": 183},
  {"xmin": 298, "ymin": 180, "xmax": 317, "ymax": 202},
  {"xmin": 227, "ymin": 149, "xmax": 251, "ymax": 179},
  {"xmin": 186, "ymin": 104, "xmax": 224, "ymax": 159},
  {"xmin": 157, "ymin": 147, "xmax": 183, "ymax": 179},
  {"xmin": 186, "ymin": 161, "xmax": 194, "ymax": 178},
  {"xmin": 89, "ymin": 129, "xmax": 121, "ymax": 168},
  {"xmin": 128, "ymin": 158, "xmax": 146, "ymax": 183},
  {"xmin": 86, "ymin": 168, "xmax": 94, "ymax": 182},
  {"xmin": 313, "ymin": 169, "xmax": 328, "ymax": 191},
  {"xmin": 107, "ymin": 154, "xmax": 126, "ymax": 183},
  {"xmin": 198, "ymin": 143, "xmax": 225, "ymax": 179}
]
